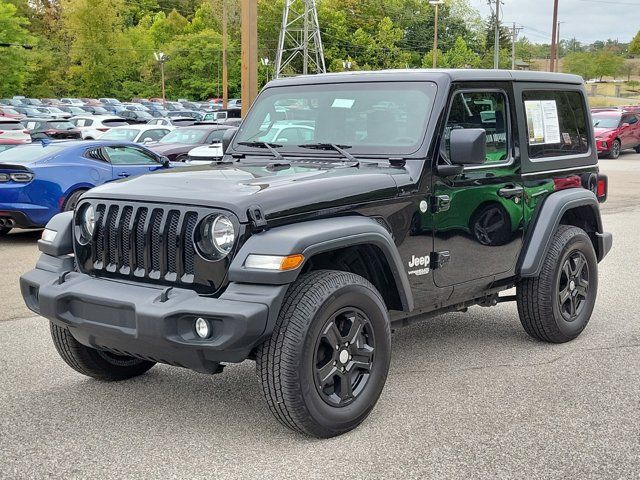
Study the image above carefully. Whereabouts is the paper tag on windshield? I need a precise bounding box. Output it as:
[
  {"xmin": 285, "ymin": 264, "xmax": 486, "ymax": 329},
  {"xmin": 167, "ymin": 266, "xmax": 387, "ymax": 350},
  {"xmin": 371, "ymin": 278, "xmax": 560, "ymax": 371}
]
[{"xmin": 332, "ymin": 98, "xmax": 355, "ymax": 109}]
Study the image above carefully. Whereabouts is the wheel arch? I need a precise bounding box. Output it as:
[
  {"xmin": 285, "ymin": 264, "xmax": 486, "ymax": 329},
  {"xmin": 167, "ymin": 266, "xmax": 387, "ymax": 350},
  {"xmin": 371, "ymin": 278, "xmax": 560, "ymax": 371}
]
[
  {"xmin": 229, "ymin": 216, "xmax": 414, "ymax": 312},
  {"xmin": 60, "ymin": 184, "xmax": 93, "ymax": 210},
  {"xmin": 519, "ymin": 188, "xmax": 608, "ymax": 277}
]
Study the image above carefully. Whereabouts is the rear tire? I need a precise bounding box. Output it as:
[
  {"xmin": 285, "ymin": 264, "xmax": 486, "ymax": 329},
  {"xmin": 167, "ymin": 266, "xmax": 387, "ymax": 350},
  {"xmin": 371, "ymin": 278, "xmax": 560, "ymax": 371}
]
[
  {"xmin": 62, "ymin": 189, "xmax": 87, "ymax": 212},
  {"xmin": 634, "ymin": 144, "xmax": 640, "ymax": 154},
  {"xmin": 256, "ymin": 270, "xmax": 391, "ymax": 438},
  {"xmin": 50, "ymin": 323, "xmax": 156, "ymax": 381},
  {"xmin": 517, "ymin": 225, "xmax": 598, "ymax": 343}
]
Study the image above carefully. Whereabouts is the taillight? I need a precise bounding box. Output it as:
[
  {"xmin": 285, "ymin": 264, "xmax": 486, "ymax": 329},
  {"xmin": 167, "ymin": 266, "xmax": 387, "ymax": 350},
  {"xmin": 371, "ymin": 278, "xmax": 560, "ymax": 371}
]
[
  {"xmin": 597, "ymin": 175, "xmax": 608, "ymax": 203},
  {"xmin": 553, "ymin": 175, "xmax": 582, "ymax": 191},
  {"xmin": 0, "ymin": 131, "xmax": 4, "ymax": 134},
  {"xmin": 97, "ymin": 127, "xmax": 109, "ymax": 132},
  {"xmin": 23, "ymin": 129, "xmax": 29, "ymax": 134}
]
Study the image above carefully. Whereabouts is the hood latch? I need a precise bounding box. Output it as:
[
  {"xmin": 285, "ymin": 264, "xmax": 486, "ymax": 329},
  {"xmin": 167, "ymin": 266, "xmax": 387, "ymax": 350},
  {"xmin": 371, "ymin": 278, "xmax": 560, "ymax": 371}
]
[{"xmin": 248, "ymin": 204, "xmax": 268, "ymax": 231}]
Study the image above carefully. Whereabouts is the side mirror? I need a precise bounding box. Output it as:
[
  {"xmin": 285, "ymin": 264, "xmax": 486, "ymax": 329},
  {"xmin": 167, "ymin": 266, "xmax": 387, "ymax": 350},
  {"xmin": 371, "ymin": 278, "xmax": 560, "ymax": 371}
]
[
  {"xmin": 622, "ymin": 122, "xmax": 630, "ymax": 128},
  {"xmin": 142, "ymin": 137, "xmax": 153, "ymax": 143},
  {"xmin": 449, "ymin": 128, "xmax": 487, "ymax": 166},
  {"xmin": 222, "ymin": 127, "xmax": 239, "ymax": 153},
  {"xmin": 160, "ymin": 156, "xmax": 171, "ymax": 168}
]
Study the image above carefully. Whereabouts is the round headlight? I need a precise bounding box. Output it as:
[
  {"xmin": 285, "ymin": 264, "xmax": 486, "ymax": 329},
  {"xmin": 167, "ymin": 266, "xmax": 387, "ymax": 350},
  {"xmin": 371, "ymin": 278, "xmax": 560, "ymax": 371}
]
[
  {"xmin": 212, "ymin": 215, "xmax": 235, "ymax": 254},
  {"xmin": 197, "ymin": 214, "xmax": 235, "ymax": 259},
  {"xmin": 81, "ymin": 205, "xmax": 96, "ymax": 238}
]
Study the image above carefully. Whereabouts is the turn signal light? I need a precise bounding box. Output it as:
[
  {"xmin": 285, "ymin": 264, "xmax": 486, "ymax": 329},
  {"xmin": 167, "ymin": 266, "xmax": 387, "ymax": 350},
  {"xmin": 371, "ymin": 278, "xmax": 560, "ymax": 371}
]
[
  {"xmin": 553, "ymin": 175, "xmax": 581, "ymax": 191},
  {"xmin": 245, "ymin": 254, "xmax": 305, "ymax": 271}
]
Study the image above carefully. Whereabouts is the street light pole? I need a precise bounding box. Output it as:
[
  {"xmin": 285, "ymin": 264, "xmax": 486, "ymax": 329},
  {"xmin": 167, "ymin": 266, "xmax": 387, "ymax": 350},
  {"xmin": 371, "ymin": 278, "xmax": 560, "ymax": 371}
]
[
  {"xmin": 261, "ymin": 58, "xmax": 271, "ymax": 84},
  {"xmin": 153, "ymin": 52, "xmax": 168, "ymax": 102},
  {"xmin": 429, "ymin": 0, "xmax": 444, "ymax": 68}
]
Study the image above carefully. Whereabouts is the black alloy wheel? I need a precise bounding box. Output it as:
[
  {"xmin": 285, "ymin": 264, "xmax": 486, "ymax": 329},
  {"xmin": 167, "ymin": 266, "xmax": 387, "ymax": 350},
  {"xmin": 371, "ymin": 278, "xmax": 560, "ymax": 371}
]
[
  {"xmin": 313, "ymin": 307, "xmax": 375, "ymax": 407},
  {"xmin": 557, "ymin": 251, "xmax": 590, "ymax": 322}
]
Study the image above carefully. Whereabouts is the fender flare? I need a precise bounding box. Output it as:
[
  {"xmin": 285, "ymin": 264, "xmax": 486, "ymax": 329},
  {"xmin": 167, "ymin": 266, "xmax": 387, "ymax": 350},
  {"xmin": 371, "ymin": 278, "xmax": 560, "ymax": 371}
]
[
  {"xmin": 518, "ymin": 189, "xmax": 606, "ymax": 278},
  {"xmin": 229, "ymin": 216, "xmax": 414, "ymax": 312}
]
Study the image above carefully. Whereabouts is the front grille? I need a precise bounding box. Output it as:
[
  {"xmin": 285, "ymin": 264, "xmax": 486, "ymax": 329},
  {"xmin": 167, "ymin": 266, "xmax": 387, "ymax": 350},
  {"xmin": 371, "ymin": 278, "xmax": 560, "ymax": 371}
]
[{"xmin": 82, "ymin": 201, "xmax": 203, "ymax": 285}]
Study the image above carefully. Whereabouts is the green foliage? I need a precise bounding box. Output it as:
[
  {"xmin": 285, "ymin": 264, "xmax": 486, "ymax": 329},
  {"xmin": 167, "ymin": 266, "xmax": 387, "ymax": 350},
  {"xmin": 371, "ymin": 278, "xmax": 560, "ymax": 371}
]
[
  {"xmin": 0, "ymin": 0, "xmax": 633, "ymax": 99},
  {"xmin": 630, "ymin": 31, "xmax": 640, "ymax": 55},
  {"xmin": 0, "ymin": 1, "xmax": 31, "ymax": 96}
]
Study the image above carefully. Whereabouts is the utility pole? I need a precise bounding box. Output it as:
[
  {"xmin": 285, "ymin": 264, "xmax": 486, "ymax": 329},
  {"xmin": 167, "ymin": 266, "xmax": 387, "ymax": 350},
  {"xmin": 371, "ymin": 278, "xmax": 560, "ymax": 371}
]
[
  {"xmin": 222, "ymin": 0, "xmax": 228, "ymax": 109},
  {"xmin": 241, "ymin": 0, "xmax": 258, "ymax": 117},
  {"xmin": 275, "ymin": 0, "xmax": 326, "ymax": 77},
  {"xmin": 429, "ymin": 0, "xmax": 444, "ymax": 68},
  {"xmin": 511, "ymin": 22, "xmax": 517, "ymax": 70},
  {"xmin": 494, "ymin": 0, "xmax": 500, "ymax": 69},
  {"xmin": 555, "ymin": 21, "xmax": 564, "ymax": 72},
  {"xmin": 549, "ymin": 0, "xmax": 559, "ymax": 72}
]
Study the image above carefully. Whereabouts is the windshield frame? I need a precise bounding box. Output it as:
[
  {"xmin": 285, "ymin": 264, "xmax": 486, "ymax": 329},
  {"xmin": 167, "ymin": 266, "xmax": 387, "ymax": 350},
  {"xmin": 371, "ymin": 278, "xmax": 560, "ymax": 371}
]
[{"xmin": 232, "ymin": 81, "xmax": 437, "ymax": 158}]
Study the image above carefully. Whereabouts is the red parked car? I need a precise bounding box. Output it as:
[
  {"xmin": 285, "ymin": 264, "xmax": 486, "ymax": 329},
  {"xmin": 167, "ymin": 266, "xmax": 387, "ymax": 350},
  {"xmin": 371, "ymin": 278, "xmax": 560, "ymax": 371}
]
[
  {"xmin": 0, "ymin": 106, "xmax": 25, "ymax": 120},
  {"xmin": 592, "ymin": 111, "xmax": 640, "ymax": 158}
]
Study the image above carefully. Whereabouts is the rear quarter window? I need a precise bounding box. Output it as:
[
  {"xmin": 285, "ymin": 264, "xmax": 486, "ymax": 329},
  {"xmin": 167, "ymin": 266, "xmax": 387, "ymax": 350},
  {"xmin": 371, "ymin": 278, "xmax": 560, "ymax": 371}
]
[
  {"xmin": 0, "ymin": 121, "xmax": 23, "ymax": 130},
  {"xmin": 523, "ymin": 90, "xmax": 589, "ymax": 159}
]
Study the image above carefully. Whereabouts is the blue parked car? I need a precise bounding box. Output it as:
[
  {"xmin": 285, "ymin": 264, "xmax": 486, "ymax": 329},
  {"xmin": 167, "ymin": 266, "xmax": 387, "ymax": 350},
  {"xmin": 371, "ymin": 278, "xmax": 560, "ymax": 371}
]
[{"xmin": 0, "ymin": 141, "xmax": 171, "ymax": 235}]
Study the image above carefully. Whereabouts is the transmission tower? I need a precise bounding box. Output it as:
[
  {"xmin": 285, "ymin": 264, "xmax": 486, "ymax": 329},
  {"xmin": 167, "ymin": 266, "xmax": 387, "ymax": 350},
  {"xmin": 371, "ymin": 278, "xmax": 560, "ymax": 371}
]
[{"xmin": 275, "ymin": 0, "xmax": 326, "ymax": 78}]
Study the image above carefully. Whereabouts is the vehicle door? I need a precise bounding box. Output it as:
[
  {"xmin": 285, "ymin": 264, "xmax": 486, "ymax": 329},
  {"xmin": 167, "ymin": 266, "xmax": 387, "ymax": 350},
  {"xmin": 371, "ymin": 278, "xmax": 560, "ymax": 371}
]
[
  {"xmin": 624, "ymin": 114, "xmax": 640, "ymax": 148},
  {"xmin": 103, "ymin": 145, "xmax": 166, "ymax": 179},
  {"xmin": 619, "ymin": 114, "xmax": 636, "ymax": 149},
  {"xmin": 432, "ymin": 85, "xmax": 525, "ymax": 288}
]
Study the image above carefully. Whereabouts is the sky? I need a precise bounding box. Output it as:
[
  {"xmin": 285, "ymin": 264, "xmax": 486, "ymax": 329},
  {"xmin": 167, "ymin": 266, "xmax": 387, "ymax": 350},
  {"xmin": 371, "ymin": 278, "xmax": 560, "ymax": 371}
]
[{"xmin": 468, "ymin": 0, "xmax": 640, "ymax": 44}]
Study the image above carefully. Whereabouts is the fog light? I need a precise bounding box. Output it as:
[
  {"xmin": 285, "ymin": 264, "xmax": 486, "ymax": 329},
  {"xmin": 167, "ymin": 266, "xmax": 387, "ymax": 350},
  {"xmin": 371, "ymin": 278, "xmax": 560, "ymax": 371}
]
[{"xmin": 195, "ymin": 317, "xmax": 210, "ymax": 339}]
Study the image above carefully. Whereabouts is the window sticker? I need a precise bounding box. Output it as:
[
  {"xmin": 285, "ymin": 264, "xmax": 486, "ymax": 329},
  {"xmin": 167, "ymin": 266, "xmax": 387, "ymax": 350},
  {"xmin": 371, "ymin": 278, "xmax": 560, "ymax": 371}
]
[
  {"xmin": 331, "ymin": 98, "xmax": 355, "ymax": 109},
  {"xmin": 525, "ymin": 100, "xmax": 561, "ymax": 145}
]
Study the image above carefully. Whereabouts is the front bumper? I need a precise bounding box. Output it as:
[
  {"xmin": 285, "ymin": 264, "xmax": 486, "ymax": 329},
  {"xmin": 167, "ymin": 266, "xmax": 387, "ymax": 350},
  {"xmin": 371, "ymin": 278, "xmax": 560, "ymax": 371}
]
[{"xmin": 21, "ymin": 255, "xmax": 287, "ymax": 373}]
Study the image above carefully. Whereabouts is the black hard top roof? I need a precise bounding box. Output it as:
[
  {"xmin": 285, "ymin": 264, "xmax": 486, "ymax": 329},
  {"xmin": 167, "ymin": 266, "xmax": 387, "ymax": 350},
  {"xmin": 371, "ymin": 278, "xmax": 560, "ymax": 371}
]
[{"xmin": 268, "ymin": 69, "xmax": 584, "ymax": 87}]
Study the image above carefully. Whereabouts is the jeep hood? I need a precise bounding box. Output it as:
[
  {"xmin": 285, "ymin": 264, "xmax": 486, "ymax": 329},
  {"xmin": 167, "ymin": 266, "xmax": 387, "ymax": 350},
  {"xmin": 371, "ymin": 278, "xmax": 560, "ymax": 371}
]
[{"xmin": 83, "ymin": 162, "xmax": 401, "ymax": 223}]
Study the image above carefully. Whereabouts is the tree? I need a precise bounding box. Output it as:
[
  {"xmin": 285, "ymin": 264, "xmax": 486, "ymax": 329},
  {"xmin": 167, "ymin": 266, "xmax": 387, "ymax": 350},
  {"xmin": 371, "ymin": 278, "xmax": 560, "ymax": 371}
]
[
  {"xmin": 630, "ymin": 30, "xmax": 640, "ymax": 55},
  {"xmin": 0, "ymin": 1, "xmax": 31, "ymax": 96},
  {"xmin": 563, "ymin": 52, "xmax": 596, "ymax": 80},
  {"xmin": 592, "ymin": 51, "xmax": 624, "ymax": 81},
  {"xmin": 61, "ymin": 0, "xmax": 128, "ymax": 96}
]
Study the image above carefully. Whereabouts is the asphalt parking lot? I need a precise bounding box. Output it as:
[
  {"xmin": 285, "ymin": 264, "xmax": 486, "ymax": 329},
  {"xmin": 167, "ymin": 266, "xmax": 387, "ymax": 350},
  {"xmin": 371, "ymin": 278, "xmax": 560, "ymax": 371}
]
[{"xmin": 1, "ymin": 155, "xmax": 639, "ymax": 479}]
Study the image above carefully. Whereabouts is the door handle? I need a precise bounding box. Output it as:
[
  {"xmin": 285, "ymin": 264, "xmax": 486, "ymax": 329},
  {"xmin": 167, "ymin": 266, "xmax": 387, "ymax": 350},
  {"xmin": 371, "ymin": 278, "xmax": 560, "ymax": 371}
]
[
  {"xmin": 118, "ymin": 172, "xmax": 130, "ymax": 178},
  {"xmin": 498, "ymin": 185, "xmax": 524, "ymax": 199}
]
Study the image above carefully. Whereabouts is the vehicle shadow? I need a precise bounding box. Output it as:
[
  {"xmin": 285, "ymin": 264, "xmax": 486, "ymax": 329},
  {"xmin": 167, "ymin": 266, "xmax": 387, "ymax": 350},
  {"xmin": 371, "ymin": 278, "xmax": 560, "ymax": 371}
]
[
  {"xmin": 11, "ymin": 308, "xmax": 541, "ymax": 441},
  {"xmin": 3, "ymin": 229, "xmax": 41, "ymax": 245}
]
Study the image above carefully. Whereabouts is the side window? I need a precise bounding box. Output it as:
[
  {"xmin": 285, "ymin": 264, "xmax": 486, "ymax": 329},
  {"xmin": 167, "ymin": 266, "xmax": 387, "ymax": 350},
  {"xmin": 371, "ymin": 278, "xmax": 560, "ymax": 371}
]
[
  {"xmin": 84, "ymin": 119, "xmax": 93, "ymax": 127},
  {"xmin": 622, "ymin": 114, "xmax": 638, "ymax": 126},
  {"xmin": 444, "ymin": 91, "xmax": 509, "ymax": 164},
  {"xmin": 144, "ymin": 129, "xmax": 168, "ymax": 141},
  {"xmin": 104, "ymin": 146, "xmax": 159, "ymax": 165},
  {"xmin": 523, "ymin": 90, "xmax": 589, "ymax": 159},
  {"xmin": 206, "ymin": 130, "xmax": 226, "ymax": 143}
]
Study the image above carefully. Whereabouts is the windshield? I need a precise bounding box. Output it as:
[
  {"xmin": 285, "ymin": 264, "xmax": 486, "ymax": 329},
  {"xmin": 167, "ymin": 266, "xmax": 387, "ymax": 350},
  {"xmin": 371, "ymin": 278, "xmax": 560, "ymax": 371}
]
[
  {"xmin": 159, "ymin": 128, "xmax": 208, "ymax": 144},
  {"xmin": 235, "ymin": 82, "xmax": 436, "ymax": 155},
  {"xmin": 0, "ymin": 144, "xmax": 66, "ymax": 163},
  {"xmin": 592, "ymin": 116, "xmax": 620, "ymax": 129},
  {"xmin": 100, "ymin": 128, "xmax": 139, "ymax": 141},
  {"xmin": 49, "ymin": 121, "xmax": 75, "ymax": 130}
]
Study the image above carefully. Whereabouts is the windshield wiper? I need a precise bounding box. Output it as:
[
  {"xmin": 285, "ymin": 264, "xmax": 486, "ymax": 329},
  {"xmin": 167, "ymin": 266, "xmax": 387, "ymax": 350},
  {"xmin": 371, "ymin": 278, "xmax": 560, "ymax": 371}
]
[
  {"xmin": 237, "ymin": 141, "xmax": 285, "ymax": 160},
  {"xmin": 298, "ymin": 143, "xmax": 358, "ymax": 164}
]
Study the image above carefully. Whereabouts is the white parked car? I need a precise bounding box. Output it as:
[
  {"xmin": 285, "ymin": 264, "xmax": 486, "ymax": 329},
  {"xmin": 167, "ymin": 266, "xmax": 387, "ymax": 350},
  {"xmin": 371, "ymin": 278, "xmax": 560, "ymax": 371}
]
[
  {"xmin": 186, "ymin": 143, "xmax": 224, "ymax": 165},
  {"xmin": 33, "ymin": 106, "xmax": 71, "ymax": 120},
  {"xmin": 99, "ymin": 124, "xmax": 173, "ymax": 144},
  {"xmin": 69, "ymin": 115, "xmax": 129, "ymax": 140},
  {"xmin": 0, "ymin": 119, "xmax": 31, "ymax": 145}
]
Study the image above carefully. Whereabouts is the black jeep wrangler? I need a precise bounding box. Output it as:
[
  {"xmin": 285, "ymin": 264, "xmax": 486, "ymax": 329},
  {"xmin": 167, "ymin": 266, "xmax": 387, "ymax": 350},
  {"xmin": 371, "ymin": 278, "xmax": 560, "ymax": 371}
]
[{"xmin": 21, "ymin": 70, "xmax": 612, "ymax": 438}]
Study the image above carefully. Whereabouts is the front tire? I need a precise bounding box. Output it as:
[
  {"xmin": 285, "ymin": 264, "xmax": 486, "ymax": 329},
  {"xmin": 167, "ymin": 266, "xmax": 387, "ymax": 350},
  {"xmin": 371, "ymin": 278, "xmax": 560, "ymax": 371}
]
[
  {"xmin": 256, "ymin": 270, "xmax": 391, "ymax": 438},
  {"xmin": 609, "ymin": 139, "xmax": 621, "ymax": 159},
  {"xmin": 50, "ymin": 323, "xmax": 156, "ymax": 380},
  {"xmin": 517, "ymin": 225, "xmax": 598, "ymax": 343},
  {"xmin": 62, "ymin": 189, "xmax": 87, "ymax": 212}
]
